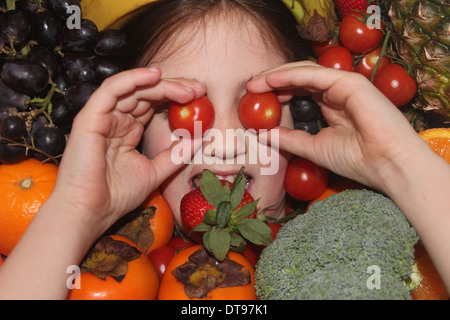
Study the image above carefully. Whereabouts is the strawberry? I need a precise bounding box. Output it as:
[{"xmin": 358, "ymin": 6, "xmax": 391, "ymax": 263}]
[
  {"xmin": 179, "ymin": 167, "xmax": 272, "ymax": 261},
  {"xmin": 334, "ymin": 0, "xmax": 376, "ymax": 19}
]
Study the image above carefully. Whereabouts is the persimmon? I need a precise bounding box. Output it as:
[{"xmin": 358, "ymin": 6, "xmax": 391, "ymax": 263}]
[
  {"xmin": 68, "ymin": 235, "xmax": 159, "ymax": 300},
  {"xmin": 158, "ymin": 245, "xmax": 257, "ymax": 300},
  {"xmin": 139, "ymin": 189, "xmax": 174, "ymax": 254},
  {"xmin": 0, "ymin": 158, "xmax": 58, "ymax": 255}
]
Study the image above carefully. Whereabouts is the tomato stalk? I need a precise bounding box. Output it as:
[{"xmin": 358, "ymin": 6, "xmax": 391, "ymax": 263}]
[{"xmin": 370, "ymin": 29, "xmax": 390, "ymax": 83}]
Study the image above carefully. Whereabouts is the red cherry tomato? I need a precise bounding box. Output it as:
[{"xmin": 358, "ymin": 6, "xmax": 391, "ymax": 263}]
[
  {"xmin": 311, "ymin": 38, "xmax": 340, "ymax": 57},
  {"xmin": 238, "ymin": 92, "xmax": 282, "ymax": 133},
  {"xmin": 284, "ymin": 157, "xmax": 328, "ymax": 201},
  {"xmin": 373, "ymin": 63, "xmax": 417, "ymax": 107},
  {"xmin": 168, "ymin": 96, "xmax": 215, "ymax": 138},
  {"xmin": 241, "ymin": 244, "xmax": 258, "ymax": 268},
  {"xmin": 168, "ymin": 236, "xmax": 196, "ymax": 252},
  {"xmin": 147, "ymin": 245, "xmax": 176, "ymax": 280},
  {"xmin": 339, "ymin": 12, "xmax": 384, "ymax": 53},
  {"xmin": 317, "ymin": 46, "xmax": 355, "ymax": 72},
  {"xmin": 356, "ymin": 46, "xmax": 391, "ymax": 80}
]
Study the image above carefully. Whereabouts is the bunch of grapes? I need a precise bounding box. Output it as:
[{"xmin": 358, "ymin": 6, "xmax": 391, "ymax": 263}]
[
  {"xmin": 289, "ymin": 96, "xmax": 327, "ymax": 135},
  {"xmin": 0, "ymin": 0, "xmax": 127, "ymax": 164}
]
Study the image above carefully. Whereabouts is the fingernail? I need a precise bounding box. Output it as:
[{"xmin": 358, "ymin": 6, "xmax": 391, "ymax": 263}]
[
  {"xmin": 184, "ymin": 85, "xmax": 193, "ymax": 92},
  {"xmin": 194, "ymin": 82, "xmax": 205, "ymax": 89},
  {"xmin": 149, "ymin": 66, "xmax": 159, "ymax": 72}
]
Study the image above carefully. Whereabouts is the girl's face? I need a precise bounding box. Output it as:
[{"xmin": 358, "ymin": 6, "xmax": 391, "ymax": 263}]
[{"xmin": 142, "ymin": 15, "xmax": 293, "ymax": 230}]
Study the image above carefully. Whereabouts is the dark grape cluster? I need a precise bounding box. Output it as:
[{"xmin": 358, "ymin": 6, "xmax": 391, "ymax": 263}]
[
  {"xmin": 289, "ymin": 96, "xmax": 327, "ymax": 135},
  {"xmin": 0, "ymin": 0, "xmax": 127, "ymax": 164}
]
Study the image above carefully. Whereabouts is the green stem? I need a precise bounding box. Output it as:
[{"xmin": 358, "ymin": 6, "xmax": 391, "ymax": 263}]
[
  {"xmin": 370, "ymin": 29, "xmax": 391, "ymax": 83},
  {"xmin": 6, "ymin": 0, "xmax": 16, "ymax": 11}
]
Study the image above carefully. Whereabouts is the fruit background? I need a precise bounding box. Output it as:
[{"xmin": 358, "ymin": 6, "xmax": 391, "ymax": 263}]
[{"xmin": 0, "ymin": 0, "xmax": 448, "ymax": 300}]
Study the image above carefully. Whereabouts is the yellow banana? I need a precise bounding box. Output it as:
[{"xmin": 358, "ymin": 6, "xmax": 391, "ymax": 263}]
[
  {"xmin": 80, "ymin": 0, "xmax": 161, "ymax": 30},
  {"xmin": 281, "ymin": 0, "xmax": 336, "ymax": 42}
]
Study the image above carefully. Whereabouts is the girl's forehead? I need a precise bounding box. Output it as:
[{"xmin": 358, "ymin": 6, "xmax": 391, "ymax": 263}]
[{"xmin": 153, "ymin": 16, "xmax": 286, "ymax": 80}]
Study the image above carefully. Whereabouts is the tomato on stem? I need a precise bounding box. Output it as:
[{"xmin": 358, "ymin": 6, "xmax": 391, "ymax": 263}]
[
  {"xmin": 317, "ymin": 46, "xmax": 354, "ymax": 72},
  {"xmin": 168, "ymin": 96, "xmax": 215, "ymax": 138},
  {"xmin": 339, "ymin": 12, "xmax": 384, "ymax": 54},
  {"xmin": 356, "ymin": 46, "xmax": 391, "ymax": 80},
  {"xmin": 373, "ymin": 63, "xmax": 417, "ymax": 107},
  {"xmin": 284, "ymin": 157, "xmax": 329, "ymax": 201},
  {"xmin": 238, "ymin": 92, "xmax": 281, "ymax": 133}
]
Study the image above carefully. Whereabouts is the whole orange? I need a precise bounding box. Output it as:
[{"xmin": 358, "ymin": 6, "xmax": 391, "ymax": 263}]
[
  {"xmin": 418, "ymin": 128, "xmax": 450, "ymax": 164},
  {"xmin": 139, "ymin": 189, "xmax": 174, "ymax": 254},
  {"xmin": 0, "ymin": 158, "xmax": 58, "ymax": 255}
]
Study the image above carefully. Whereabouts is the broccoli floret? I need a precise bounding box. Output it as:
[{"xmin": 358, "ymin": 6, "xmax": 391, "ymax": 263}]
[
  {"xmin": 254, "ymin": 189, "xmax": 419, "ymax": 300},
  {"xmin": 293, "ymin": 263, "xmax": 412, "ymax": 300}
]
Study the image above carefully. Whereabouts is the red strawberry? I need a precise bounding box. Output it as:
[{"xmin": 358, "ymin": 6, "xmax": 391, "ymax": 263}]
[
  {"xmin": 180, "ymin": 180, "xmax": 256, "ymax": 231},
  {"xmin": 179, "ymin": 168, "xmax": 272, "ymax": 261},
  {"xmin": 334, "ymin": 0, "xmax": 376, "ymax": 18}
]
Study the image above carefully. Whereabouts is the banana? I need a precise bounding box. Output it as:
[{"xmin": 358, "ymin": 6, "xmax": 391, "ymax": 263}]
[
  {"xmin": 80, "ymin": 0, "xmax": 161, "ymax": 30},
  {"xmin": 281, "ymin": 0, "xmax": 336, "ymax": 42}
]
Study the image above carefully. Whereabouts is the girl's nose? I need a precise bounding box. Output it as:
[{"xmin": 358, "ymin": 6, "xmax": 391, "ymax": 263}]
[{"xmin": 201, "ymin": 99, "xmax": 247, "ymax": 163}]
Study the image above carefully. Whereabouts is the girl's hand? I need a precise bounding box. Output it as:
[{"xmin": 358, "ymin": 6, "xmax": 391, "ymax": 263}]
[
  {"xmin": 53, "ymin": 67, "xmax": 206, "ymax": 232},
  {"xmin": 248, "ymin": 61, "xmax": 428, "ymax": 192}
]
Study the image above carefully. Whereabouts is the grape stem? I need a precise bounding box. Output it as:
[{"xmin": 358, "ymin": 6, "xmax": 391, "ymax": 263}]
[
  {"xmin": 0, "ymin": 136, "xmax": 62, "ymax": 165},
  {"xmin": 6, "ymin": 0, "xmax": 16, "ymax": 11}
]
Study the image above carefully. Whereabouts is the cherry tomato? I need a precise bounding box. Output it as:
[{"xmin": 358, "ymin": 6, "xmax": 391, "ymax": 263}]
[
  {"xmin": 317, "ymin": 46, "xmax": 354, "ymax": 72},
  {"xmin": 339, "ymin": 12, "xmax": 384, "ymax": 53},
  {"xmin": 148, "ymin": 246, "xmax": 176, "ymax": 280},
  {"xmin": 373, "ymin": 63, "xmax": 417, "ymax": 107},
  {"xmin": 168, "ymin": 96, "xmax": 215, "ymax": 138},
  {"xmin": 238, "ymin": 92, "xmax": 282, "ymax": 133},
  {"xmin": 311, "ymin": 38, "xmax": 340, "ymax": 57},
  {"xmin": 241, "ymin": 244, "xmax": 258, "ymax": 268},
  {"xmin": 356, "ymin": 46, "xmax": 391, "ymax": 80},
  {"xmin": 284, "ymin": 157, "xmax": 328, "ymax": 201},
  {"xmin": 168, "ymin": 236, "xmax": 196, "ymax": 252}
]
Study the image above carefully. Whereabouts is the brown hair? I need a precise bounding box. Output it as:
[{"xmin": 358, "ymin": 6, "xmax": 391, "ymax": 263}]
[{"xmin": 120, "ymin": 0, "xmax": 310, "ymax": 68}]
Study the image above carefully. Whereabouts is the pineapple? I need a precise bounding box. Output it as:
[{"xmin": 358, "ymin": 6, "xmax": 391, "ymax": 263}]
[{"xmin": 385, "ymin": 0, "xmax": 449, "ymax": 122}]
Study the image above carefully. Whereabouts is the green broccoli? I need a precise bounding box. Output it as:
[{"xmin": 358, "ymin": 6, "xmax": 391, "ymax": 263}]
[{"xmin": 254, "ymin": 189, "xmax": 420, "ymax": 300}]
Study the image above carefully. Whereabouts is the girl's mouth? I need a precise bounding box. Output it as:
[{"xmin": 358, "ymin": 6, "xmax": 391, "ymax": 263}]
[{"xmin": 190, "ymin": 173, "xmax": 253, "ymax": 190}]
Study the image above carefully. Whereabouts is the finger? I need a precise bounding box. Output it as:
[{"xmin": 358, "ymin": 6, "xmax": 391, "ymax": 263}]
[
  {"xmin": 260, "ymin": 126, "xmax": 316, "ymax": 161},
  {"xmin": 150, "ymin": 137, "xmax": 203, "ymax": 188}
]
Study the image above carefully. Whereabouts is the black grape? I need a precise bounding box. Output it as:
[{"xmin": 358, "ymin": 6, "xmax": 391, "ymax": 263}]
[
  {"xmin": 27, "ymin": 46, "xmax": 58, "ymax": 77},
  {"xmin": 94, "ymin": 29, "xmax": 127, "ymax": 56},
  {"xmin": 32, "ymin": 125, "xmax": 66, "ymax": 160},
  {"xmin": 289, "ymin": 96, "xmax": 321, "ymax": 122},
  {"xmin": 51, "ymin": 96, "xmax": 73, "ymax": 132},
  {"xmin": 0, "ymin": 115, "xmax": 27, "ymax": 139},
  {"xmin": 91, "ymin": 56, "xmax": 122, "ymax": 83},
  {"xmin": 30, "ymin": 11, "xmax": 61, "ymax": 49},
  {"xmin": 60, "ymin": 53, "xmax": 96, "ymax": 84},
  {"xmin": 48, "ymin": 0, "xmax": 81, "ymax": 20},
  {"xmin": 0, "ymin": 9, "xmax": 30, "ymax": 47},
  {"xmin": 1, "ymin": 59, "xmax": 49, "ymax": 95},
  {"xmin": 0, "ymin": 140, "xmax": 27, "ymax": 164},
  {"xmin": 0, "ymin": 80, "xmax": 29, "ymax": 110},
  {"xmin": 60, "ymin": 19, "xmax": 98, "ymax": 53},
  {"xmin": 294, "ymin": 120, "xmax": 320, "ymax": 135},
  {"xmin": 16, "ymin": 0, "xmax": 50, "ymax": 16},
  {"xmin": 64, "ymin": 82, "xmax": 98, "ymax": 114}
]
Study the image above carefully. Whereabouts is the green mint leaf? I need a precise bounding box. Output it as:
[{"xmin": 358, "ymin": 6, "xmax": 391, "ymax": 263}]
[
  {"xmin": 237, "ymin": 218, "xmax": 272, "ymax": 246},
  {"xmin": 199, "ymin": 169, "xmax": 229, "ymax": 207},
  {"xmin": 233, "ymin": 199, "xmax": 259, "ymax": 220},
  {"xmin": 216, "ymin": 201, "xmax": 231, "ymax": 229},
  {"xmin": 208, "ymin": 226, "xmax": 230, "ymax": 261},
  {"xmin": 192, "ymin": 223, "xmax": 212, "ymax": 233},
  {"xmin": 203, "ymin": 209, "xmax": 217, "ymax": 225},
  {"xmin": 230, "ymin": 167, "xmax": 246, "ymax": 210}
]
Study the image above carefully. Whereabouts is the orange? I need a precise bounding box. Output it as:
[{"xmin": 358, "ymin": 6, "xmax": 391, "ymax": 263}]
[
  {"xmin": 0, "ymin": 158, "xmax": 58, "ymax": 255},
  {"xmin": 139, "ymin": 189, "xmax": 174, "ymax": 254},
  {"xmin": 158, "ymin": 245, "xmax": 257, "ymax": 300},
  {"xmin": 68, "ymin": 235, "xmax": 160, "ymax": 300},
  {"xmin": 411, "ymin": 242, "xmax": 449, "ymax": 300},
  {"xmin": 307, "ymin": 176, "xmax": 365, "ymax": 211},
  {"xmin": 418, "ymin": 128, "xmax": 450, "ymax": 164}
]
